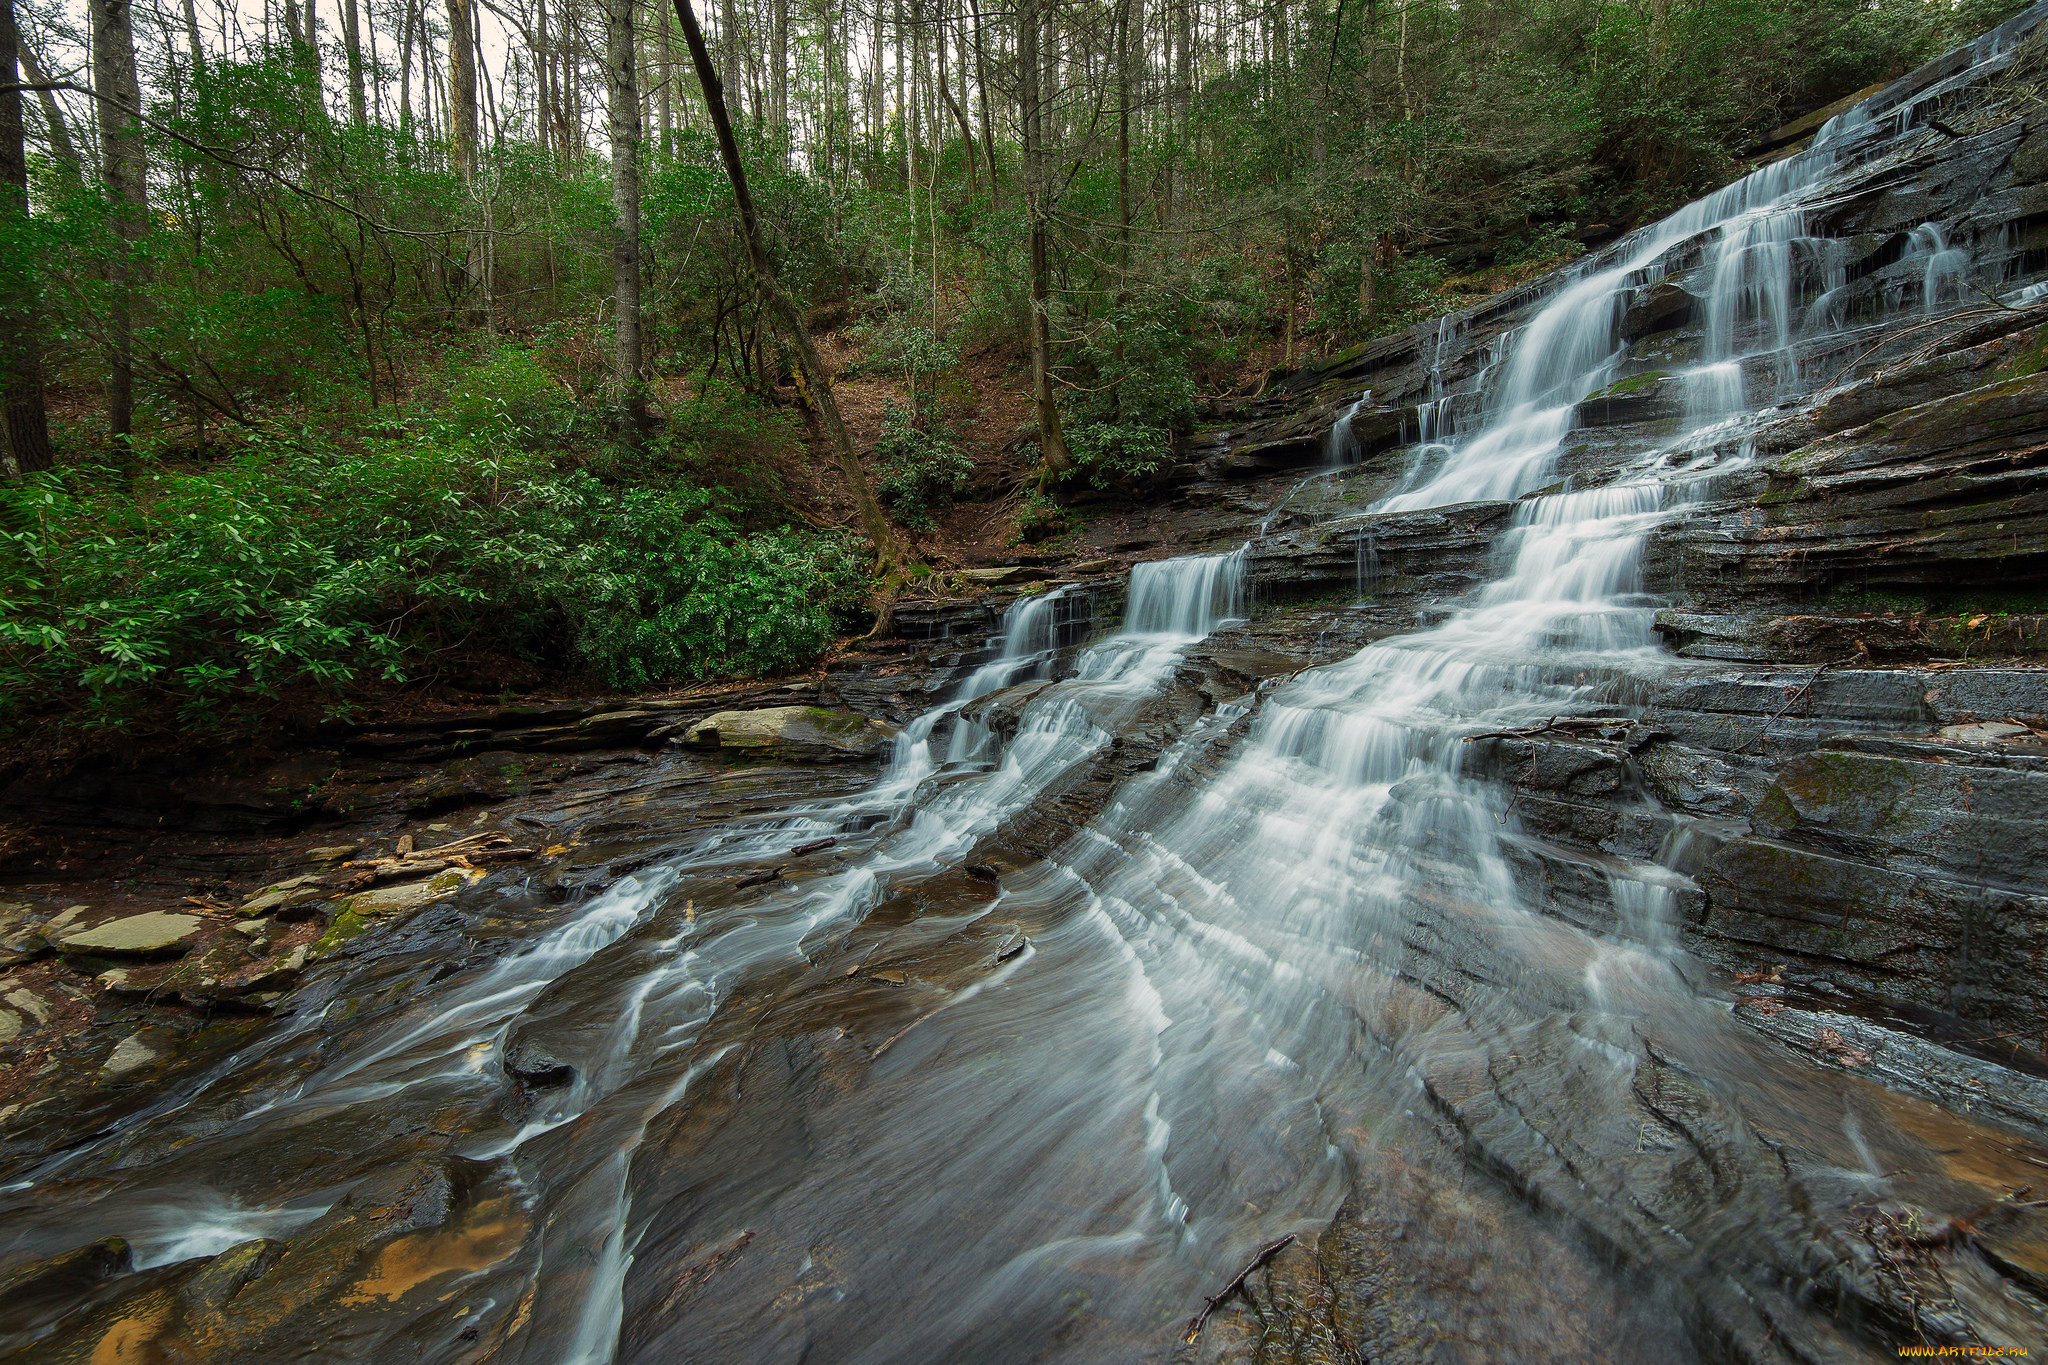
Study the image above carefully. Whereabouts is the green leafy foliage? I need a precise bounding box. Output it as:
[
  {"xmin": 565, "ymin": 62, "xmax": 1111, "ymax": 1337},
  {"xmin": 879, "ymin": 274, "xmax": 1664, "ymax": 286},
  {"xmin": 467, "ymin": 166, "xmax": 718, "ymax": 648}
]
[
  {"xmin": 0, "ymin": 433, "xmax": 869, "ymax": 731},
  {"xmin": 1057, "ymin": 298, "xmax": 1199, "ymax": 487},
  {"xmin": 873, "ymin": 401, "xmax": 973, "ymax": 529}
]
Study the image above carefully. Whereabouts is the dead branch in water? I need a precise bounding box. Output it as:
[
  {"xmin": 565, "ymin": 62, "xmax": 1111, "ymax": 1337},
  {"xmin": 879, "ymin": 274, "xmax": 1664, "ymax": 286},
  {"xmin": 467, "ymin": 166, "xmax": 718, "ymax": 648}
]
[{"xmin": 1182, "ymin": 1234, "xmax": 1297, "ymax": 1343}]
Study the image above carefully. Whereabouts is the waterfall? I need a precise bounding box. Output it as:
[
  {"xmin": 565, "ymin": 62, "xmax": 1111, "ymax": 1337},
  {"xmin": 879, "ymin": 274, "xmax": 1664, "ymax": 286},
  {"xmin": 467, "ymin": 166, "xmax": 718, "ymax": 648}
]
[{"xmin": 10, "ymin": 11, "xmax": 2048, "ymax": 1360}]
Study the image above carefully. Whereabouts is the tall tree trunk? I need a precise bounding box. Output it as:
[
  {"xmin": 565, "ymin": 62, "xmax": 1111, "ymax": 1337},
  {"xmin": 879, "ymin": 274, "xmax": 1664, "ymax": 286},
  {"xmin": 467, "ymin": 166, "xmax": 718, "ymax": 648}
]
[
  {"xmin": 344, "ymin": 0, "xmax": 368, "ymax": 124},
  {"xmin": 670, "ymin": 0, "xmax": 909, "ymax": 583},
  {"xmin": 1116, "ymin": 0, "xmax": 1130, "ymax": 277},
  {"xmin": 179, "ymin": 0, "xmax": 204, "ymax": 66},
  {"xmin": 398, "ymin": 0, "xmax": 413, "ymax": 127},
  {"xmin": 971, "ymin": 0, "xmax": 996, "ymax": 201},
  {"xmin": 718, "ymin": 0, "xmax": 739, "ymax": 117},
  {"xmin": 1019, "ymin": 0, "xmax": 1072, "ymax": 477},
  {"xmin": 606, "ymin": 0, "xmax": 646, "ymax": 443},
  {"xmin": 656, "ymin": 0, "xmax": 672, "ymax": 149},
  {"xmin": 90, "ymin": 0, "xmax": 145, "ymax": 448},
  {"xmin": 769, "ymin": 0, "xmax": 785, "ymax": 129},
  {"xmin": 868, "ymin": 0, "xmax": 881, "ymax": 145},
  {"xmin": 0, "ymin": 0, "xmax": 55, "ymax": 475},
  {"xmin": 18, "ymin": 38, "xmax": 83, "ymax": 179},
  {"xmin": 892, "ymin": 0, "xmax": 903, "ymax": 169},
  {"xmin": 445, "ymin": 0, "xmax": 483, "ymax": 317},
  {"xmin": 366, "ymin": 0, "xmax": 383, "ymax": 123},
  {"xmin": 936, "ymin": 0, "xmax": 972, "ymax": 192},
  {"xmin": 446, "ymin": 0, "xmax": 478, "ymax": 178}
]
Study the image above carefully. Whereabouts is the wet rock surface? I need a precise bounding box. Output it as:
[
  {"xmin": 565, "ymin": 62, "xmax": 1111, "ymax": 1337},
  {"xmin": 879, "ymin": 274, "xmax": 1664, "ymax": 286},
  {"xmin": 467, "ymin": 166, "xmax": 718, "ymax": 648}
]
[{"xmin": 8, "ymin": 15, "xmax": 2048, "ymax": 1365}]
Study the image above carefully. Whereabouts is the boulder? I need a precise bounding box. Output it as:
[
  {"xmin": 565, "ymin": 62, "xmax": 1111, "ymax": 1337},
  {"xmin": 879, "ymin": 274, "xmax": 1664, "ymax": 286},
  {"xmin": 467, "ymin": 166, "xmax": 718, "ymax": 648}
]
[
  {"xmin": 681, "ymin": 707, "xmax": 897, "ymax": 762},
  {"xmin": 1620, "ymin": 282, "xmax": 1696, "ymax": 340},
  {"xmin": 58, "ymin": 911, "xmax": 204, "ymax": 959}
]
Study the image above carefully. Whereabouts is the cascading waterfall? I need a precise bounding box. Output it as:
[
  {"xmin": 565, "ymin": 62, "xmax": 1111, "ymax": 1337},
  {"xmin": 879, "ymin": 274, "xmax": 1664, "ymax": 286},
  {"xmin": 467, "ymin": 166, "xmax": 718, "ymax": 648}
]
[
  {"xmin": 0, "ymin": 547, "xmax": 1250, "ymax": 1363},
  {"xmin": 9, "ymin": 14, "xmax": 2048, "ymax": 1360}
]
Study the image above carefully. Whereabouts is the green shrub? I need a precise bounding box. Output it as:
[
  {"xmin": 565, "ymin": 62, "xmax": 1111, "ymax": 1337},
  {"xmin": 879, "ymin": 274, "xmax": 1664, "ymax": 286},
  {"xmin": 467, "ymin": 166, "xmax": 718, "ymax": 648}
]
[
  {"xmin": 426, "ymin": 346, "xmax": 588, "ymax": 449},
  {"xmin": 564, "ymin": 491, "xmax": 869, "ymax": 688},
  {"xmin": 0, "ymin": 433, "xmax": 871, "ymax": 732},
  {"xmin": 1013, "ymin": 489, "xmax": 1072, "ymax": 544},
  {"xmin": 873, "ymin": 401, "xmax": 973, "ymax": 529}
]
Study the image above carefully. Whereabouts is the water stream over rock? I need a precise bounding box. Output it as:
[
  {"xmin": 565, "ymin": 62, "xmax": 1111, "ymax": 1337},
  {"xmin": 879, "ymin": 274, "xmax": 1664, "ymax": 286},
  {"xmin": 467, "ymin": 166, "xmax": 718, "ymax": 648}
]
[{"xmin": 7, "ymin": 9, "xmax": 2048, "ymax": 1361}]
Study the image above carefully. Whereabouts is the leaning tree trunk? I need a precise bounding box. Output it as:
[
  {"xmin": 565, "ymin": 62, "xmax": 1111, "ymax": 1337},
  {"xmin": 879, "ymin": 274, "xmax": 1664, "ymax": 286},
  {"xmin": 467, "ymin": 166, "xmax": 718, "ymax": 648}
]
[
  {"xmin": 18, "ymin": 38, "xmax": 82, "ymax": 182},
  {"xmin": 0, "ymin": 0, "xmax": 55, "ymax": 475},
  {"xmin": 670, "ymin": 0, "xmax": 911, "ymax": 591},
  {"xmin": 90, "ymin": 0, "xmax": 145, "ymax": 450},
  {"xmin": 605, "ymin": 0, "xmax": 647, "ymax": 445}
]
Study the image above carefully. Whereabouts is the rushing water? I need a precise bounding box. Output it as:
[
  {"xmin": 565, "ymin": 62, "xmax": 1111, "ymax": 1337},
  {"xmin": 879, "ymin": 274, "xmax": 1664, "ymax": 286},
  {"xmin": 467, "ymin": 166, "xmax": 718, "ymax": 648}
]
[{"xmin": 7, "ymin": 13, "xmax": 2048, "ymax": 1360}]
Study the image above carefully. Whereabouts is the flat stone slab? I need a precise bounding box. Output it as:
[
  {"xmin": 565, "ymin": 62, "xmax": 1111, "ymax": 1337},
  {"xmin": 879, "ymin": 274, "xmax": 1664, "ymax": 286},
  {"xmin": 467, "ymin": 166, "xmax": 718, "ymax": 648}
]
[
  {"xmin": 342, "ymin": 868, "xmax": 475, "ymax": 918},
  {"xmin": 954, "ymin": 565, "xmax": 1050, "ymax": 586},
  {"xmin": 683, "ymin": 707, "xmax": 896, "ymax": 760},
  {"xmin": 58, "ymin": 911, "xmax": 204, "ymax": 959}
]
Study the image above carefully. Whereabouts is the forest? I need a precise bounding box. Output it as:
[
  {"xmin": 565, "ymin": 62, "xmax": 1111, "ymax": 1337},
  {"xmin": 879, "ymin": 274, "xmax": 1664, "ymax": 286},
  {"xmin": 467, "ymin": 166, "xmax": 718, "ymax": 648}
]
[{"xmin": 0, "ymin": 0, "xmax": 2029, "ymax": 736}]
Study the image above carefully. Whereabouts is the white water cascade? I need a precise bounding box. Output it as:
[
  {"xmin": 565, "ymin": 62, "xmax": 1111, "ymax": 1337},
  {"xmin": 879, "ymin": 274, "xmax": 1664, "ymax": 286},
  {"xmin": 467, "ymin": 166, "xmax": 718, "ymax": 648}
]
[{"xmin": 8, "ymin": 11, "xmax": 2048, "ymax": 1359}]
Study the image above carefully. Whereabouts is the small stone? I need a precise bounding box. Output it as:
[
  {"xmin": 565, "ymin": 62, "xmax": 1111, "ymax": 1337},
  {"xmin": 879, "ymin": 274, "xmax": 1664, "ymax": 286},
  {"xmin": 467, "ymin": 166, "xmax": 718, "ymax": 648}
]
[
  {"xmin": 5, "ymin": 988, "xmax": 51, "ymax": 1024},
  {"xmin": 45, "ymin": 905, "xmax": 90, "ymax": 932},
  {"xmin": 59, "ymin": 911, "xmax": 204, "ymax": 959},
  {"xmin": 97, "ymin": 962, "xmax": 177, "ymax": 998},
  {"xmin": 0, "ymin": 1010, "xmax": 21, "ymax": 1043},
  {"xmin": 102, "ymin": 1034, "xmax": 159, "ymax": 1076},
  {"xmin": 305, "ymin": 844, "xmax": 361, "ymax": 863},
  {"xmin": 232, "ymin": 919, "xmax": 271, "ymax": 938}
]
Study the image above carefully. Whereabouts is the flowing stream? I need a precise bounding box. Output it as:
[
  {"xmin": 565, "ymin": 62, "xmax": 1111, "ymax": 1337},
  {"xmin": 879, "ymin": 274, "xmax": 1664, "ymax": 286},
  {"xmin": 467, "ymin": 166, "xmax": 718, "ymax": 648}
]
[{"xmin": 7, "ymin": 18, "xmax": 2048, "ymax": 1360}]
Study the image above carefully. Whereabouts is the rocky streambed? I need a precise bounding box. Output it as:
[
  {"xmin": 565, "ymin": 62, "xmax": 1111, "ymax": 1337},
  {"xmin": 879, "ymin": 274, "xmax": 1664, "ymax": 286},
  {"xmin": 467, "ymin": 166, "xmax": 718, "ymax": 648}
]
[{"xmin": 9, "ymin": 11, "xmax": 2048, "ymax": 1363}]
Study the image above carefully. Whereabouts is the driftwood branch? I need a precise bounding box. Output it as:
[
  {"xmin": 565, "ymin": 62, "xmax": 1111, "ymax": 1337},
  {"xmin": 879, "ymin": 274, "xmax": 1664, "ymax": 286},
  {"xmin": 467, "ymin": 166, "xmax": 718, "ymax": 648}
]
[{"xmin": 1182, "ymin": 1234, "xmax": 1296, "ymax": 1344}]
